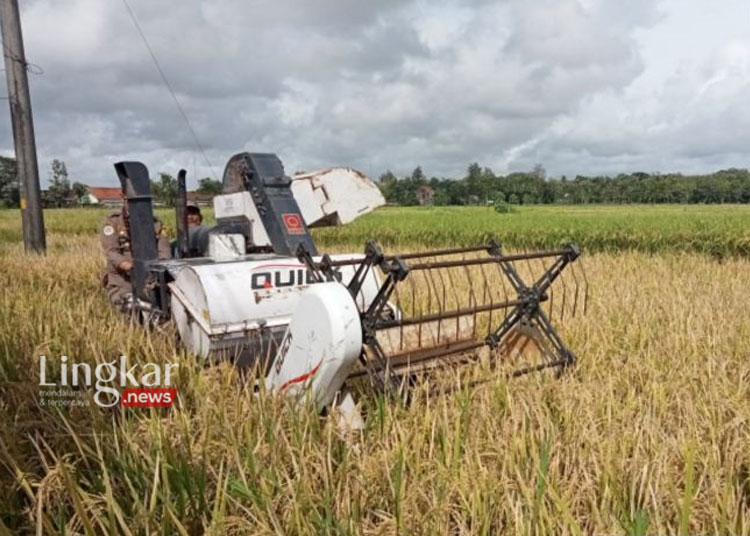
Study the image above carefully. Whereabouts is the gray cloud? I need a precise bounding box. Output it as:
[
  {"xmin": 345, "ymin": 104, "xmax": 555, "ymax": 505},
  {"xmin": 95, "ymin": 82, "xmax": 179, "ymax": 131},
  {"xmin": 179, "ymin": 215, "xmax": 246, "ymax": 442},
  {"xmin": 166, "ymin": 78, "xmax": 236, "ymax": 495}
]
[{"xmin": 0, "ymin": 0, "xmax": 746, "ymax": 187}]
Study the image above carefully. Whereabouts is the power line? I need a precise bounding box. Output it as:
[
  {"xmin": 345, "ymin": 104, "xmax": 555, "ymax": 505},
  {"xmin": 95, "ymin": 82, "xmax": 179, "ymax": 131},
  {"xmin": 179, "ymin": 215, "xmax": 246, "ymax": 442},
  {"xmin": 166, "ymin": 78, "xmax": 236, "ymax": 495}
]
[{"xmin": 120, "ymin": 0, "xmax": 217, "ymax": 180}]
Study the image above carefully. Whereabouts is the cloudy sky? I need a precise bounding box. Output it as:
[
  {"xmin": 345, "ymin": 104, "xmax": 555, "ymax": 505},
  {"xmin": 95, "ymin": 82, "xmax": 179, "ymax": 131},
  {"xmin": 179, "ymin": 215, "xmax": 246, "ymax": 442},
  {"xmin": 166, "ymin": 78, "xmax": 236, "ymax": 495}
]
[{"xmin": 1, "ymin": 0, "xmax": 749, "ymax": 187}]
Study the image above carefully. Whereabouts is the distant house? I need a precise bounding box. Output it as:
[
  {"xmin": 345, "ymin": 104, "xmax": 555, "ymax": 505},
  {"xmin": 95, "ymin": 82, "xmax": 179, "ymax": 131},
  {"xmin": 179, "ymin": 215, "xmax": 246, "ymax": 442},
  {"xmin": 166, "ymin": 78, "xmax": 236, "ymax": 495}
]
[
  {"xmin": 415, "ymin": 185, "xmax": 435, "ymax": 205},
  {"xmin": 82, "ymin": 186, "xmax": 122, "ymax": 207},
  {"xmin": 79, "ymin": 186, "xmax": 213, "ymax": 207},
  {"xmin": 187, "ymin": 191, "xmax": 213, "ymax": 207}
]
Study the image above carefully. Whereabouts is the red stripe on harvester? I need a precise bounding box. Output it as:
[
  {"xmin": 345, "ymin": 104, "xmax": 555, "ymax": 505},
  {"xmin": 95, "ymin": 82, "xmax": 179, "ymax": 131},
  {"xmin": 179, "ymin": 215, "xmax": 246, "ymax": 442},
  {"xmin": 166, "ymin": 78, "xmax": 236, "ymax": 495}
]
[{"xmin": 278, "ymin": 357, "xmax": 324, "ymax": 392}]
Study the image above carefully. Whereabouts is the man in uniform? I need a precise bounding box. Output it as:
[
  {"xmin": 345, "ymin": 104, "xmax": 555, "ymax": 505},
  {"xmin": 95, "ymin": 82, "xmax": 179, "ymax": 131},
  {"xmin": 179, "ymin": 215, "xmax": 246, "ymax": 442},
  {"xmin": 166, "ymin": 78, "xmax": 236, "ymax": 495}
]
[{"xmin": 100, "ymin": 194, "xmax": 171, "ymax": 310}]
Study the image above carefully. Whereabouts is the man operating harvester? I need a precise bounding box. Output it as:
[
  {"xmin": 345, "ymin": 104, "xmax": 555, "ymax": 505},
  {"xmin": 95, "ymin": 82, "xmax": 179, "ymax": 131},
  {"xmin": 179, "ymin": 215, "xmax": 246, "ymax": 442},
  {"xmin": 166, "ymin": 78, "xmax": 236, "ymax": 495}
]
[
  {"xmin": 186, "ymin": 204, "xmax": 202, "ymax": 228},
  {"xmin": 100, "ymin": 192, "xmax": 171, "ymax": 311},
  {"xmin": 170, "ymin": 205, "xmax": 208, "ymax": 257}
]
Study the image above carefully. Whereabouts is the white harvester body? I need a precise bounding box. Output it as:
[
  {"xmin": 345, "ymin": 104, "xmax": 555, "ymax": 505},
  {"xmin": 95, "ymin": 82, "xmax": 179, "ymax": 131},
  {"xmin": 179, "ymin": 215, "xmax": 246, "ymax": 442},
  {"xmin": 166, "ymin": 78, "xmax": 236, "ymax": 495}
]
[
  {"xmin": 149, "ymin": 157, "xmax": 392, "ymax": 415},
  {"xmin": 117, "ymin": 152, "xmax": 584, "ymax": 420},
  {"xmin": 167, "ymin": 253, "xmax": 384, "ymax": 368},
  {"xmin": 213, "ymin": 191, "xmax": 273, "ymax": 248}
]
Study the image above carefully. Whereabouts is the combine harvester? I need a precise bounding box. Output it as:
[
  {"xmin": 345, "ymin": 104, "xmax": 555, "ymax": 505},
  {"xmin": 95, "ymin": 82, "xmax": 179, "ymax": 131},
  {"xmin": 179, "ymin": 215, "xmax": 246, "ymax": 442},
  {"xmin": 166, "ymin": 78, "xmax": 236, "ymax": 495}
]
[{"xmin": 117, "ymin": 152, "xmax": 587, "ymax": 417}]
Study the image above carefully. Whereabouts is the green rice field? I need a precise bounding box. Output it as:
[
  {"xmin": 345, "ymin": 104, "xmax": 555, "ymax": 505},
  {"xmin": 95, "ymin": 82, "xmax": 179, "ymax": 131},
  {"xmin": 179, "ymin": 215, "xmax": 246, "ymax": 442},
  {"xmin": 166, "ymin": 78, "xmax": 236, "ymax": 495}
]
[{"xmin": 2, "ymin": 204, "xmax": 749, "ymax": 257}]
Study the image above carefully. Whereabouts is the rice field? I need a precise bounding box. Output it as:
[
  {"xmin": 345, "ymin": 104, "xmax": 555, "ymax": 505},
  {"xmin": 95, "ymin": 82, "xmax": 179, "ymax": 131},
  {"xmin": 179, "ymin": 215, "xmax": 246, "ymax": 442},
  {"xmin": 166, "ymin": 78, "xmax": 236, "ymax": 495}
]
[
  {"xmin": 2, "ymin": 204, "xmax": 750, "ymax": 257},
  {"xmin": 1, "ymin": 205, "xmax": 749, "ymax": 534},
  {"xmin": 312, "ymin": 205, "xmax": 750, "ymax": 257}
]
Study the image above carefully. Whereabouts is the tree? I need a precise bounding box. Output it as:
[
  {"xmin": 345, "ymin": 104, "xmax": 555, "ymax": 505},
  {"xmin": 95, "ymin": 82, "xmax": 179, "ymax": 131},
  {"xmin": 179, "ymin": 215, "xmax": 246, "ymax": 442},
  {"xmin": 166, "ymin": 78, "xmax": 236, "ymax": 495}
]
[
  {"xmin": 410, "ymin": 166, "xmax": 425, "ymax": 182},
  {"xmin": 532, "ymin": 163, "xmax": 546, "ymax": 181},
  {"xmin": 71, "ymin": 182, "xmax": 88, "ymax": 201},
  {"xmin": 480, "ymin": 167, "xmax": 495, "ymax": 204},
  {"xmin": 47, "ymin": 159, "xmax": 71, "ymax": 207},
  {"xmin": 433, "ymin": 189, "xmax": 449, "ymax": 206},
  {"xmin": 493, "ymin": 194, "xmax": 514, "ymax": 214},
  {"xmin": 378, "ymin": 171, "xmax": 397, "ymax": 184},
  {"xmin": 377, "ymin": 171, "xmax": 398, "ymax": 202},
  {"xmin": 445, "ymin": 180, "xmax": 468, "ymax": 205},
  {"xmin": 465, "ymin": 162, "xmax": 483, "ymax": 202},
  {"xmin": 197, "ymin": 177, "xmax": 222, "ymax": 195},
  {"xmin": 0, "ymin": 156, "xmax": 19, "ymax": 207},
  {"xmin": 151, "ymin": 173, "xmax": 178, "ymax": 206},
  {"xmin": 393, "ymin": 179, "xmax": 418, "ymax": 205},
  {"xmin": 466, "ymin": 162, "xmax": 482, "ymax": 181}
]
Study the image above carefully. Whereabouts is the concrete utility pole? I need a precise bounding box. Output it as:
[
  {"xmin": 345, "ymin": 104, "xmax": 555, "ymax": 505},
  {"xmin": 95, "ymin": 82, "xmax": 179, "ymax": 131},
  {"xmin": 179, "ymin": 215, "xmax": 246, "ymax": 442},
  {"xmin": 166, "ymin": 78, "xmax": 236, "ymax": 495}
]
[{"xmin": 0, "ymin": 0, "xmax": 45, "ymax": 252}]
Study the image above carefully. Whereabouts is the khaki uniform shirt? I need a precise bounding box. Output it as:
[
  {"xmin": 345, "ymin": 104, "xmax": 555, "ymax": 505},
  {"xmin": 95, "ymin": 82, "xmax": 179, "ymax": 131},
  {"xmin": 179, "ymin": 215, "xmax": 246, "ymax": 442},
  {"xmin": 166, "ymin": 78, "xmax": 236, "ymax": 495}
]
[{"xmin": 100, "ymin": 212, "xmax": 171, "ymax": 303}]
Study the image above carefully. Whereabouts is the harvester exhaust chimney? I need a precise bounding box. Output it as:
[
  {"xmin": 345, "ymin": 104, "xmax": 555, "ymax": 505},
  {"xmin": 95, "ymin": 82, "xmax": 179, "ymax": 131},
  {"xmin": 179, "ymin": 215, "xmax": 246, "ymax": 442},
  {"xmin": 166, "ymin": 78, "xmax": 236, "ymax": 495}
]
[
  {"xmin": 114, "ymin": 161, "xmax": 158, "ymax": 301},
  {"xmin": 176, "ymin": 169, "xmax": 188, "ymax": 258}
]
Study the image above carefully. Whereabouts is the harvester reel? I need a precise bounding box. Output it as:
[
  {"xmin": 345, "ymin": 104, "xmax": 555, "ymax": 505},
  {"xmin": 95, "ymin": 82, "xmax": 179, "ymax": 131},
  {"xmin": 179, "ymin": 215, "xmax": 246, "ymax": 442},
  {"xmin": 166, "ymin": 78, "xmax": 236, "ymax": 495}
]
[{"xmin": 300, "ymin": 239, "xmax": 588, "ymax": 395}]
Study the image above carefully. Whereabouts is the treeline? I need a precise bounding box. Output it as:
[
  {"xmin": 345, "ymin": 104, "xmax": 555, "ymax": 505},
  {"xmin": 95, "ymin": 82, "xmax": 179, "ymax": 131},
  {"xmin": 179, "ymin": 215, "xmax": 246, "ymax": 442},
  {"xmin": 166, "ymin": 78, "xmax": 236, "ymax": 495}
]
[
  {"xmin": 150, "ymin": 173, "xmax": 221, "ymax": 206},
  {"xmin": 4, "ymin": 155, "xmax": 750, "ymax": 208},
  {"xmin": 0, "ymin": 156, "xmax": 20, "ymax": 207},
  {"xmin": 379, "ymin": 164, "xmax": 750, "ymax": 205},
  {"xmin": 0, "ymin": 155, "xmax": 223, "ymax": 208},
  {"xmin": 0, "ymin": 156, "xmax": 88, "ymax": 208}
]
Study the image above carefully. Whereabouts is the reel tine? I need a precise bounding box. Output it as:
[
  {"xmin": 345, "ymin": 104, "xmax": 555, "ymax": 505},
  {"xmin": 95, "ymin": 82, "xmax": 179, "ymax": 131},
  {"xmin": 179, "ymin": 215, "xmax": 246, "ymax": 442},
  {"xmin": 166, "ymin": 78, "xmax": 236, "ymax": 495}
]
[
  {"xmin": 548, "ymin": 285, "xmax": 555, "ymax": 322},
  {"xmin": 418, "ymin": 266, "xmax": 430, "ymax": 349},
  {"xmin": 461, "ymin": 261, "xmax": 478, "ymax": 340},
  {"xmin": 494, "ymin": 256, "xmax": 511, "ymax": 318},
  {"xmin": 559, "ymin": 253, "xmax": 568, "ymax": 323},
  {"xmin": 536, "ymin": 255, "xmax": 553, "ymax": 319},
  {"xmin": 523, "ymin": 254, "xmax": 535, "ymax": 290},
  {"xmin": 405, "ymin": 264, "xmax": 417, "ymax": 350},
  {"xmin": 442, "ymin": 264, "xmax": 461, "ymax": 343},
  {"xmin": 390, "ymin": 274, "xmax": 402, "ymax": 352},
  {"xmin": 423, "ymin": 263, "xmax": 438, "ymax": 349},
  {"xmin": 434, "ymin": 265, "xmax": 451, "ymax": 343},
  {"xmin": 460, "ymin": 253, "xmax": 475, "ymax": 337},
  {"xmin": 424, "ymin": 259, "xmax": 432, "ymax": 317},
  {"xmin": 424, "ymin": 261, "xmax": 443, "ymax": 343},
  {"xmin": 475, "ymin": 250, "xmax": 489, "ymax": 334},
  {"xmin": 406, "ymin": 271, "xmax": 417, "ymax": 350},
  {"xmin": 477, "ymin": 261, "xmax": 494, "ymax": 338},
  {"xmin": 580, "ymin": 256, "xmax": 590, "ymax": 315},
  {"xmin": 539, "ymin": 255, "xmax": 555, "ymax": 321},
  {"xmin": 569, "ymin": 253, "xmax": 580, "ymax": 318}
]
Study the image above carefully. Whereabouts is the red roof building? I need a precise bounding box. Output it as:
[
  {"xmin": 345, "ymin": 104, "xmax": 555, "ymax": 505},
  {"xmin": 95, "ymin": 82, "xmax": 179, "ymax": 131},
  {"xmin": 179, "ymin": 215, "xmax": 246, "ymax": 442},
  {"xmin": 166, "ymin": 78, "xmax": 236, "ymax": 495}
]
[
  {"xmin": 186, "ymin": 191, "xmax": 213, "ymax": 206},
  {"xmin": 84, "ymin": 186, "xmax": 122, "ymax": 206}
]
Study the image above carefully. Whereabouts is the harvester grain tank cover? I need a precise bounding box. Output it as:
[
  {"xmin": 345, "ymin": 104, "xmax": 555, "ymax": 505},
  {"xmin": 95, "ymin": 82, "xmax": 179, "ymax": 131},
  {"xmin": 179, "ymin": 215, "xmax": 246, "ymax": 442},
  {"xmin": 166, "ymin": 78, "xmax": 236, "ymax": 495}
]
[{"xmin": 290, "ymin": 168, "xmax": 385, "ymax": 227}]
